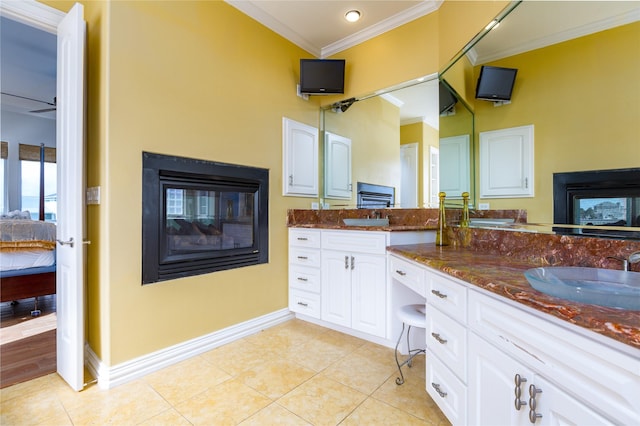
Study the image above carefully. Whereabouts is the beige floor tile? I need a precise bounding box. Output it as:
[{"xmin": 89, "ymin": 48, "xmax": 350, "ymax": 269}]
[
  {"xmin": 321, "ymin": 351, "xmax": 395, "ymax": 395},
  {"xmin": 314, "ymin": 328, "xmax": 367, "ymax": 353},
  {"xmin": 360, "ymin": 341, "xmax": 398, "ymax": 368},
  {"xmin": 286, "ymin": 336, "xmax": 353, "ymax": 372},
  {"xmin": 0, "ymin": 373, "xmax": 54, "ymax": 403},
  {"xmin": 277, "ymin": 375, "xmax": 367, "ymax": 426},
  {"xmin": 138, "ymin": 408, "xmax": 192, "ymax": 425},
  {"xmin": 62, "ymin": 379, "xmax": 172, "ymax": 425},
  {"xmin": 174, "ymin": 377, "xmax": 271, "ymax": 425},
  {"xmin": 244, "ymin": 319, "xmax": 327, "ymax": 353},
  {"xmin": 236, "ymin": 358, "xmax": 315, "ymax": 400},
  {"xmin": 372, "ymin": 374, "xmax": 448, "ymax": 423},
  {"xmin": 239, "ymin": 402, "xmax": 312, "ymax": 425},
  {"xmin": 342, "ymin": 397, "xmax": 429, "ymax": 425},
  {"xmin": 144, "ymin": 355, "xmax": 231, "ymax": 405},
  {"xmin": 200, "ymin": 338, "xmax": 282, "ymax": 377},
  {"xmin": 0, "ymin": 389, "xmax": 68, "ymax": 425}
]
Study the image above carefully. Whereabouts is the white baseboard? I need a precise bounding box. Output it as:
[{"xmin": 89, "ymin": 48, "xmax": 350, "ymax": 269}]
[{"xmin": 85, "ymin": 308, "xmax": 293, "ymax": 389}]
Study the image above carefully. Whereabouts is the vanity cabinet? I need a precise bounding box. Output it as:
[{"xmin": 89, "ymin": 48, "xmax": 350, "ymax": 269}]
[
  {"xmin": 321, "ymin": 230, "xmax": 387, "ymax": 337},
  {"xmin": 282, "ymin": 117, "xmax": 318, "ymax": 197},
  {"xmin": 389, "ymin": 254, "xmax": 639, "ymax": 426},
  {"xmin": 288, "ymin": 229, "xmax": 321, "ymax": 318}
]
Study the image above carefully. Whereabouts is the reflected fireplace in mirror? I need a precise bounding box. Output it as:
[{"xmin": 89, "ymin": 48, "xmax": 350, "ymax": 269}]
[{"xmin": 142, "ymin": 152, "xmax": 269, "ymax": 284}]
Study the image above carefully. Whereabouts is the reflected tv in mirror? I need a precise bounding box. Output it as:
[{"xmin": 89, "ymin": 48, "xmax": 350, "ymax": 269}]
[
  {"xmin": 300, "ymin": 59, "xmax": 345, "ymax": 95},
  {"xmin": 475, "ymin": 65, "xmax": 517, "ymax": 101}
]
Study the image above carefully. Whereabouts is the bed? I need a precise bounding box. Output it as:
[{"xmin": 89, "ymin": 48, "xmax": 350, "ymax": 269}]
[{"xmin": 0, "ymin": 216, "xmax": 56, "ymax": 316}]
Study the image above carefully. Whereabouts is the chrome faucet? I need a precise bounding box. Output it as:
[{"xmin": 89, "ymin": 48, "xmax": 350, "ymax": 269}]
[{"xmin": 607, "ymin": 251, "xmax": 640, "ymax": 271}]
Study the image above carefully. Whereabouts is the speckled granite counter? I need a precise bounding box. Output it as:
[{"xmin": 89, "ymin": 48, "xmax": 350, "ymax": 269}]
[{"xmin": 388, "ymin": 239, "xmax": 640, "ymax": 351}]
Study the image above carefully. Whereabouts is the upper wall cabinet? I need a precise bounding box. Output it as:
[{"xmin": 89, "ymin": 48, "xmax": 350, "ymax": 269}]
[
  {"xmin": 479, "ymin": 125, "xmax": 534, "ymax": 198},
  {"xmin": 283, "ymin": 117, "xmax": 319, "ymax": 197},
  {"xmin": 324, "ymin": 132, "xmax": 352, "ymax": 199}
]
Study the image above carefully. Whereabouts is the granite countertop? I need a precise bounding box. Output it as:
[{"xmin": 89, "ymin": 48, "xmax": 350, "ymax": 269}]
[{"xmin": 387, "ymin": 243, "xmax": 640, "ymax": 351}]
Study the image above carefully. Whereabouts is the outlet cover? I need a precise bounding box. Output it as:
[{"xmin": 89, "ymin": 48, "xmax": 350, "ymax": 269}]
[{"xmin": 478, "ymin": 202, "xmax": 490, "ymax": 210}]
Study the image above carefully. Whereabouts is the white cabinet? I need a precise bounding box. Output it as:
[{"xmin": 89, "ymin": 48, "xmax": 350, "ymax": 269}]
[
  {"xmin": 288, "ymin": 229, "xmax": 321, "ymax": 318},
  {"xmin": 424, "ymin": 267, "xmax": 469, "ymax": 425},
  {"xmin": 468, "ymin": 332, "xmax": 612, "ymax": 425},
  {"xmin": 479, "ymin": 125, "xmax": 534, "ymax": 198},
  {"xmin": 321, "ymin": 230, "xmax": 387, "ymax": 337},
  {"xmin": 439, "ymin": 135, "xmax": 470, "ymax": 198},
  {"xmin": 324, "ymin": 132, "xmax": 352, "ymax": 199},
  {"xmin": 283, "ymin": 117, "xmax": 318, "ymax": 197},
  {"xmin": 389, "ymin": 257, "xmax": 640, "ymax": 426}
]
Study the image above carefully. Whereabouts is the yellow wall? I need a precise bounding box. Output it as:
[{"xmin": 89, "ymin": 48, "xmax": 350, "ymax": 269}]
[
  {"xmin": 475, "ymin": 22, "xmax": 640, "ymax": 223},
  {"xmin": 39, "ymin": 0, "xmax": 510, "ymax": 366}
]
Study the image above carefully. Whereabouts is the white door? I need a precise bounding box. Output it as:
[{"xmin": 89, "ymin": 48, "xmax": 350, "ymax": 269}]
[
  {"xmin": 400, "ymin": 143, "xmax": 418, "ymax": 208},
  {"xmin": 56, "ymin": 2, "xmax": 86, "ymax": 392},
  {"xmin": 321, "ymin": 250, "xmax": 351, "ymax": 328},
  {"xmin": 351, "ymin": 253, "xmax": 386, "ymax": 337},
  {"xmin": 429, "ymin": 146, "xmax": 439, "ymax": 208},
  {"xmin": 440, "ymin": 135, "xmax": 470, "ymax": 198}
]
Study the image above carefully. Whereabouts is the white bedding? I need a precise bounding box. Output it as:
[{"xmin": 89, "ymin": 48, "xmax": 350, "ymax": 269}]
[{"xmin": 0, "ymin": 249, "xmax": 55, "ymax": 272}]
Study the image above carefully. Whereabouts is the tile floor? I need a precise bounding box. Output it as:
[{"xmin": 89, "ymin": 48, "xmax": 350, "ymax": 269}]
[{"xmin": 0, "ymin": 319, "xmax": 450, "ymax": 425}]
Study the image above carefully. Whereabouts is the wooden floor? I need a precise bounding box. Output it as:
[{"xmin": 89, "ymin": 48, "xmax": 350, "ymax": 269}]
[{"xmin": 0, "ymin": 295, "xmax": 57, "ymax": 389}]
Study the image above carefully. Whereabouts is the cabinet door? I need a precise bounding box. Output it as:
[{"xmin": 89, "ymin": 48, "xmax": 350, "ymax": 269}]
[
  {"xmin": 324, "ymin": 132, "xmax": 352, "ymax": 199},
  {"xmin": 468, "ymin": 333, "xmax": 532, "ymax": 425},
  {"xmin": 283, "ymin": 117, "xmax": 318, "ymax": 196},
  {"xmin": 533, "ymin": 376, "xmax": 613, "ymax": 426},
  {"xmin": 440, "ymin": 135, "xmax": 470, "ymax": 198},
  {"xmin": 351, "ymin": 253, "xmax": 386, "ymax": 337},
  {"xmin": 321, "ymin": 250, "xmax": 351, "ymax": 327},
  {"xmin": 479, "ymin": 124, "xmax": 533, "ymax": 198}
]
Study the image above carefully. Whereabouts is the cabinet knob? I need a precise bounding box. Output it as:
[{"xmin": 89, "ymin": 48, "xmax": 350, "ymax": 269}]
[
  {"xmin": 297, "ymin": 301, "xmax": 308, "ymax": 307},
  {"xmin": 514, "ymin": 374, "xmax": 528, "ymax": 410},
  {"xmin": 395, "ymin": 270, "xmax": 407, "ymax": 276},
  {"xmin": 297, "ymin": 277, "xmax": 308, "ymax": 282},
  {"xmin": 431, "ymin": 382, "xmax": 447, "ymax": 398},
  {"xmin": 431, "ymin": 332, "xmax": 448, "ymax": 344},
  {"xmin": 431, "ymin": 289, "xmax": 447, "ymax": 299}
]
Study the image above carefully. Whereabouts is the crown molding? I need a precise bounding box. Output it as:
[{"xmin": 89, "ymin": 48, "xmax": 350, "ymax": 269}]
[
  {"xmin": 473, "ymin": 7, "xmax": 640, "ymax": 65},
  {"xmin": 321, "ymin": 0, "xmax": 442, "ymax": 58}
]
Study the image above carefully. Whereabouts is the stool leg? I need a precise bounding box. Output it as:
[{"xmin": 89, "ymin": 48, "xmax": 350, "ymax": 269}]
[
  {"xmin": 395, "ymin": 323, "xmax": 406, "ymax": 385},
  {"xmin": 406, "ymin": 325, "xmax": 413, "ymax": 367}
]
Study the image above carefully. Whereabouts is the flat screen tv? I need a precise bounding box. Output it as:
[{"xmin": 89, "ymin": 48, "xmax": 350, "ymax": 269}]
[
  {"xmin": 300, "ymin": 59, "xmax": 345, "ymax": 95},
  {"xmin": 475, "ymin": 66, "xmax": 517, "ymax": 101},
  {"xmin": 439, "ymin": 81, "xmax": 457, "ymax": 114}
]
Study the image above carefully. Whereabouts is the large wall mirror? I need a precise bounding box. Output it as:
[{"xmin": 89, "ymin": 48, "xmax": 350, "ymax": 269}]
[{"xmin": 440, "ymin": 1, "xmax": 639, "ymax": 239}]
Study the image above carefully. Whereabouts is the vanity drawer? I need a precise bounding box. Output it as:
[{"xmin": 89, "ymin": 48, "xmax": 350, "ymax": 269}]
[
  {"xmin": 389, "ymin": 255, "xmax": 425, "ymax": 297},
  {"xmin": 426, "ymin": 268, "xmax": 467, "ymax": 323},
  {"xmin": 289, "ymin": 289, "xmax": 320, "ymax": 318},
  {"xmin": 289, "ymin": 265, "xmax": 321, "ymax": 293},
  {"xmin": 426, "ymin": 349, "xmax": 467, "ymax": 426},
  {"xmin": 289, "ymin": 228, "xmax": 321, "ymax": 248},
  {"xmin": 427, "ymin": 305, "xmax": 467, "ymax": 382},
  {"xmin": 321, "ymin": 230, "xmax": 388, "ymax": 255},
  {"xmin": 289, "ymin": 246, "xmax": 321, "ymax": 268}
]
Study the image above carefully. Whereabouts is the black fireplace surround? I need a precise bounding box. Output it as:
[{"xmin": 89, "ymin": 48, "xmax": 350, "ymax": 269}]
[{"xmin": 142, "ymin": 152, "xmax": 269, "ymax": 284}]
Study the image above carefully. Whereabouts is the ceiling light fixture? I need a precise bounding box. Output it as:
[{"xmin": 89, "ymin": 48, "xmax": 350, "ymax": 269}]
[{"xmin": 345, "ymin": 10, "xmax": 361, "ymax": 23}]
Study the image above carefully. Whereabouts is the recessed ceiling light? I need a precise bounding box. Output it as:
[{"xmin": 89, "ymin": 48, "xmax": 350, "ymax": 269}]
[{"xmin": 345, "ymin": 10, "xmax": 361, "ymax": 23}]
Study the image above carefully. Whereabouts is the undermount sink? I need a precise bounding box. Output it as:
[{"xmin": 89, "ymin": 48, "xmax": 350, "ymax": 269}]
[
  {"xmin": 342, "ymin": 218, "xmax": 390, "ymax": 227},
  {"xmin": 524, "ymin": 267, "xmax": 640, "ymax": 310}
]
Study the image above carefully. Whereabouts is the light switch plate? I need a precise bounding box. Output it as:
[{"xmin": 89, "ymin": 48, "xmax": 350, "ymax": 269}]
[{"xmin": 86, "ymin": 186, "xmax": 101, "ymax": 205}]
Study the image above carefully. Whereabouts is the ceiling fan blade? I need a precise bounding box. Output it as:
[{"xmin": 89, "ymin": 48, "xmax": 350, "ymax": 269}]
[{"xmin": 29, "ymin": 107, "xmax": 57, "ymax": 113}]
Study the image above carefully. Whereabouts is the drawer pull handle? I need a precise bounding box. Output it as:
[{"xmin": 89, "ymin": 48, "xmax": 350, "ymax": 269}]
[
  {"xmin": 345, "ymin": 256, "xmax": 349, "ymax": 269},
  {"xmin": 297, "ymin": 237, "xmax": 308, "ymax": 241},
  {"xmin": 431, "ymin": 382, "xmax": 447, "ymax": 398},
  {"xmin": 297, "ymin": 256, "xmax": 308, "ymax": 260},
  {"xmin": 514, "ymin": 374, "xmax": 527, "ymax": 410},
  {"xmin": 351, "ymin": 256, "xmax": 355, "ymax": 270},
  {"xmin": 297, "ymin": 277, "xmax": 308, "ymax": 282},
  {"xmin": 395, "ymin": 270, "xmax": 407, "ymax": 276},
  {"xmin": 431, "ymin": 289, "xmax": 447, "ymax": 299},
  {"xmin": 297, "ymin": 302, "xmax": 308, "ymax": 307},
  {"xmin": 431, "ymin": 332, "xmax": 447, "ymax": 344},
  {"xmin": 528, "ymin": 384, "xmax": 543, "ymax": 423}
]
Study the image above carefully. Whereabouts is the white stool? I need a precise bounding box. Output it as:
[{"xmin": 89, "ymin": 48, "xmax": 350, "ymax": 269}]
[{"xmin": 394, "ymin": 303, "xmax": 427, "ymax": 385}]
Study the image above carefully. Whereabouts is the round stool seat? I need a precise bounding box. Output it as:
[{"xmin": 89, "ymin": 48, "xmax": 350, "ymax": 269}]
[{"xmin": 397, "ymin": 304, "xmax": 427, "ymax": 329}]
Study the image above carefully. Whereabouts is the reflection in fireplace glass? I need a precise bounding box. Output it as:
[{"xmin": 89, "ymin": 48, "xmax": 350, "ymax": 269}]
[
  {"xmin": 165, "ymin": 188, "xmax": 254, "ymax": 254},
  {"xmin": 574, "ymin": 197, "xmax": 640, "ymax": 227}
]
